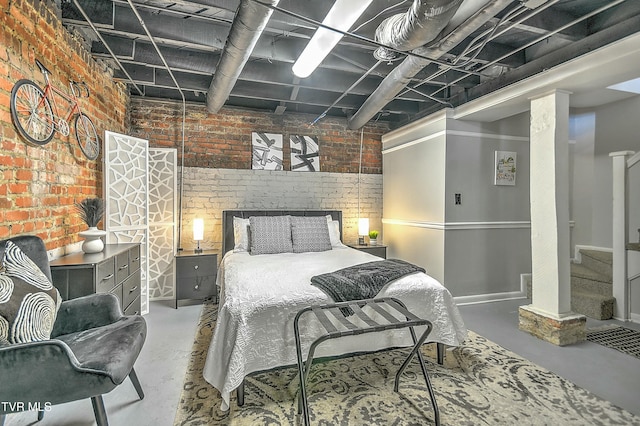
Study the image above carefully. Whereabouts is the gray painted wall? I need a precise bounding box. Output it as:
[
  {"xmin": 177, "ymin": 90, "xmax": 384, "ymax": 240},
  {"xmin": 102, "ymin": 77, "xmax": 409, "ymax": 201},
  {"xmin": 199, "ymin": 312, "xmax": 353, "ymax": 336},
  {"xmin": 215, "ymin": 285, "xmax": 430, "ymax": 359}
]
[{"xmin": 382, "ymin": 111, "xmax": 532, "ymax": 298}]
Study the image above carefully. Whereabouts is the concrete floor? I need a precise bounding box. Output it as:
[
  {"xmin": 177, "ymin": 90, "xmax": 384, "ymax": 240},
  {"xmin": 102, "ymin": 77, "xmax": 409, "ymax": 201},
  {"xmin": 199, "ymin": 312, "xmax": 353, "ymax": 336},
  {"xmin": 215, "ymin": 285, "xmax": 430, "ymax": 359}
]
[{"xmin": 4, "ymin": 298, "xmax": 640, "ymax": 425}]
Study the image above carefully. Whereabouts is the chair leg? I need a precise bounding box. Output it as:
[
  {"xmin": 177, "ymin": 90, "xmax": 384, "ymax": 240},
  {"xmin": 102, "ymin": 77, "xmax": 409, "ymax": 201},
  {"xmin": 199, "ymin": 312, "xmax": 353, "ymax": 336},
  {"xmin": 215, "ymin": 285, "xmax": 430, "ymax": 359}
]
[
  {"xmin": 129, "ymin": 368, "xmax": 145, "ymax": 400},
  {"xmin": 436, "ymin": 342, "xmax": 445, "ymax": 365},
  {"xmin": 91, "ymin": 396, "xmax": 109, "ymax": 426},
  {"xmin": 37, "ymin": 409, "xmax": 45, "ymax": 421},
  {"xmin": 236, "ymin": 380, "xmax": 245, "ymax": 406}
]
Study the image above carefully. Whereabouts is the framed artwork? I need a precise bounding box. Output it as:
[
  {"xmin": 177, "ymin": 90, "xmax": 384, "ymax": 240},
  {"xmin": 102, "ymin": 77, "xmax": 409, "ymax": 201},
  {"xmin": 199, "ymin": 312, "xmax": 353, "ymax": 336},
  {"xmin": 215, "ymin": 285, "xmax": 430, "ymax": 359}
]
[
  {"xmin": 252, "ymin": 132, "xmax": 283, "ymax": 170},
  {"xmin": 494, "ymin": 151, "xmax": 516, "ymax": 186},
  {"xmin": 290, "ymin": 134, "xmax": 320, "ymax": 172}
]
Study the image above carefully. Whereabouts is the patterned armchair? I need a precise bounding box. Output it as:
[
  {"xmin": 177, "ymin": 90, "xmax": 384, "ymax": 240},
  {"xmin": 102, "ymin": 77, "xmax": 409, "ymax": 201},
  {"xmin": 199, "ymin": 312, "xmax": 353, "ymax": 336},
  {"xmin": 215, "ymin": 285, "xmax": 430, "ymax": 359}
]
[{"xmin": 0, "ymin": 235, "xmax": 147, "ymax": 426}]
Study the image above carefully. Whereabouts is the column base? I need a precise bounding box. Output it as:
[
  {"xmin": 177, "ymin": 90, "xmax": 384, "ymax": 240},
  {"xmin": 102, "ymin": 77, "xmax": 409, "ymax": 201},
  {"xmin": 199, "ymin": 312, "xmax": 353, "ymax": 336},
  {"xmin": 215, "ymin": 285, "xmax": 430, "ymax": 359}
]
[{"xmin": 518, "ymin": 305, "xmax": 586, "ymax": 346}]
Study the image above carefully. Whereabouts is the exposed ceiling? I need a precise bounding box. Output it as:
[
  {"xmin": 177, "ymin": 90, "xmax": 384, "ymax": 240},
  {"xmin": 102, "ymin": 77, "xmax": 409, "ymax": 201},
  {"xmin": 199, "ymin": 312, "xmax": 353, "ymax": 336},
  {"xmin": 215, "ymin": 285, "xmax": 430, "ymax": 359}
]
[{"xmin": 60, "ymin": 0, "xmax": 640, "ymax": 129}]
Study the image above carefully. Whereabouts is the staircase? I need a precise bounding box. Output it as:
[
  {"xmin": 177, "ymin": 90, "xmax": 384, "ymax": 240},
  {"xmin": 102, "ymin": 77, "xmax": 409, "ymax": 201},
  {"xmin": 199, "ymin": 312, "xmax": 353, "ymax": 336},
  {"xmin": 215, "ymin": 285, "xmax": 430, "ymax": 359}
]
[{"xmin": 571, "ymin": 249, "xmax": 614, "ymax": 320}]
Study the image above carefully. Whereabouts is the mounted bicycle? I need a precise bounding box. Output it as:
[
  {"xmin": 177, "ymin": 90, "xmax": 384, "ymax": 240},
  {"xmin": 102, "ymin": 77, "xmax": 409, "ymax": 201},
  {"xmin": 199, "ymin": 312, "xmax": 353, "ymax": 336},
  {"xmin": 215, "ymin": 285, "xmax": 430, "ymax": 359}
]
[{"xmin": 10, "ymin": 59, "xmax": 100, "ymax": 160}]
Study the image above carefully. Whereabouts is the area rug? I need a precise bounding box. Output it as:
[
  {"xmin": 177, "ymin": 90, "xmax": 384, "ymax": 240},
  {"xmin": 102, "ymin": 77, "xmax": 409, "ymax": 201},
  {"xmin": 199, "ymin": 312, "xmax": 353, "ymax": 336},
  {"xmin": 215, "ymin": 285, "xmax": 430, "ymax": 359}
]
[
  {"xmin": 587, "ymin": 324, "xmax": 640, "ymax": 359},
  {"xmin": 174, "ymin": 303, "xmax": 640, "ymax": 425}
]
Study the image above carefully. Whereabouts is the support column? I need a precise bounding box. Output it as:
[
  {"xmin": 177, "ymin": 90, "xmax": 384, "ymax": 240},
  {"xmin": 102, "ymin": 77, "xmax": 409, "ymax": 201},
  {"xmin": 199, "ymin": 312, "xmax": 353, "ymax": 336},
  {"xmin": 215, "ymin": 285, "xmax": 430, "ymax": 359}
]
[
  {"xmin": 610, "ymin": 151, "xmax": 634, "ymax": 320},
  {"xmin": 519, "ymin": 89, "xmax": 586, "ymax": 346}
]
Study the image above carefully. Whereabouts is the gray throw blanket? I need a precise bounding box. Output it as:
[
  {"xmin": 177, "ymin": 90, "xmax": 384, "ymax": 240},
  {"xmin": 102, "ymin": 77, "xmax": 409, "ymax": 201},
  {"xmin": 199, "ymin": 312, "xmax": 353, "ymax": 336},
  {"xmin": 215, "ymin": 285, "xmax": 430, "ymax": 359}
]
[{"xmin": 311, "ymin": 259, "xmax": 426, "ymax": 313}]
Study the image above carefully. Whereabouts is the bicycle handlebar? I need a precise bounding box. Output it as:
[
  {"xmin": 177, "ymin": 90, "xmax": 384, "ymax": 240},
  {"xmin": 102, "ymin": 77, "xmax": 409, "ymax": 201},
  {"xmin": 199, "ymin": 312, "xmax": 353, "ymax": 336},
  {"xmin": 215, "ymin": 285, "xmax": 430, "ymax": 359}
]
[{"xmin": 70, "ymin": 81, "xmax": 90, "ymax": 99}]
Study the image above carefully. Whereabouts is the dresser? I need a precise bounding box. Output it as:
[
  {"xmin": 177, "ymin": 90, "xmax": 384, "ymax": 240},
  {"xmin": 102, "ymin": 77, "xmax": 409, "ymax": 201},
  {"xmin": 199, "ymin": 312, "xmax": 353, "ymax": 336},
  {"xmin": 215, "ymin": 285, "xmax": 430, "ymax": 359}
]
[
  {"xmin": 50, "ymin": 243, "xmax": 141, "ymax": 315},
  {"xmin": 175, "ymin": 250, "xmax": 218, "ymax": 308}
]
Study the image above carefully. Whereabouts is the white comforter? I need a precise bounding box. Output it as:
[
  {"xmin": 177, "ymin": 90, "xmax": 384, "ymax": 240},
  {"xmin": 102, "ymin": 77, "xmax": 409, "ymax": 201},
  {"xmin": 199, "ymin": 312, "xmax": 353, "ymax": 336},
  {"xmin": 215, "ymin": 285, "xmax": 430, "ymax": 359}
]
[{"xmin": 203, "ymin": 246, "xmax": 467, "ymax": 410}]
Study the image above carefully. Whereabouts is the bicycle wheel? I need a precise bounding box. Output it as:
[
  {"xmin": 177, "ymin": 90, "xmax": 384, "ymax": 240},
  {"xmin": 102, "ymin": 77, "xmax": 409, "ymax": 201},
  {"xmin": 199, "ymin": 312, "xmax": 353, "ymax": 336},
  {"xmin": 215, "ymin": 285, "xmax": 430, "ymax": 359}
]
[
  {"xmin": 10, "ymin": 79, "xmax": 55, "ymax": 145},
  {"xmin": 74, "ymin": 113, "xmax": 100, "ymax": 160}
]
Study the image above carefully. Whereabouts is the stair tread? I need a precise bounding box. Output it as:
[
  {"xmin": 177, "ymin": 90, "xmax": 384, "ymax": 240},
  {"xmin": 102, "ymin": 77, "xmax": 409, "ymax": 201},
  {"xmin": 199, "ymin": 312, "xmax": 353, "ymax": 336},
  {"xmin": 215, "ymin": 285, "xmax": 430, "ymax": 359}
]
[
  {"xmin": 571, "ymin": 263, "xmax": 612, "ymax": 283},
  {"xmin": 580, "ymin": 249, "xmax": 612, "ymax": 265}
]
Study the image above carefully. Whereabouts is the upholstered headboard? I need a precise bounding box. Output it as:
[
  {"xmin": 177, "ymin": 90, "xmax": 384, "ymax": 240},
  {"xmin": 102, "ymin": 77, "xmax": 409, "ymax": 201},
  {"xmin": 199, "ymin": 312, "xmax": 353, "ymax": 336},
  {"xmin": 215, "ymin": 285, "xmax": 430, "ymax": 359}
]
[{"xmin": 222, "ymin": 210, "xmax": 342, "ymax": 255}]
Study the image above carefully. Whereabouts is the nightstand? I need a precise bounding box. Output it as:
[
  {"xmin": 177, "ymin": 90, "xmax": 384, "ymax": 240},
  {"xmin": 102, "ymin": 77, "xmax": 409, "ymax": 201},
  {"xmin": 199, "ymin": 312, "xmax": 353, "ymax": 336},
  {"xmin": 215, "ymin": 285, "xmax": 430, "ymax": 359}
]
[
  {"xmin": 175, "ymin": 250, "xmax": 218, "ymax": 308},
  {"xmin": 348, "ymin": 244, "xmax": 387, "ymax": 259}
]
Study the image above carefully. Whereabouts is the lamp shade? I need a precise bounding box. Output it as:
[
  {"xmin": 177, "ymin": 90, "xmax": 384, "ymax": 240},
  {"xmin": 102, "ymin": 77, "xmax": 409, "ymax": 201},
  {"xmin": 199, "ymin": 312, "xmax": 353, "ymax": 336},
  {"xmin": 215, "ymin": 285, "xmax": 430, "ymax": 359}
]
[
  {"xmin": 193, "ymin": 218, "xmax": 204, "ymax": 241},
  {"xmin": 358, "ymin": 218, "xmax": 369, "ymax": 236}
]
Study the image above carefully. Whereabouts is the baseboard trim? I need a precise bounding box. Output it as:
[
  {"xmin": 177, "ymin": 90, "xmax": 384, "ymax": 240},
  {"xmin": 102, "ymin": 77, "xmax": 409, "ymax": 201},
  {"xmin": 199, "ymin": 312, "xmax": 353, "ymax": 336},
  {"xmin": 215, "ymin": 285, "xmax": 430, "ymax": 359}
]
[{"xmin": 455, "ymin": 290, "xmax": 528, "ymax": 306}]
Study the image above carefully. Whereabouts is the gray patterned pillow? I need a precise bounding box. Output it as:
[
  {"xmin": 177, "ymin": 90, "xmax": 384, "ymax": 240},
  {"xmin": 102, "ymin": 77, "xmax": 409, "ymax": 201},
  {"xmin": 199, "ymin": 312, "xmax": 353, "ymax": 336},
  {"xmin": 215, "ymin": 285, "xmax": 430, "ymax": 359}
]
[
  {"xmin": 0, "ymin": 241, "xmax": 62, "ymax": 344},
  {"xmin": 291, "ymin": 216, "xmax": 332, "ymax": 253},
  {"xmin": 249, "ymin": 216, "xmax": 293, "ymax": 255}
]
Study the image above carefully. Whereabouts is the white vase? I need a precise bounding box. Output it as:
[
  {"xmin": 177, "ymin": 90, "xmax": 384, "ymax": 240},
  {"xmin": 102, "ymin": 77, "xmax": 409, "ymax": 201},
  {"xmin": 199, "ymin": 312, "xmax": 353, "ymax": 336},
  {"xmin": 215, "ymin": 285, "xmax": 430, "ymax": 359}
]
[
  {"xmin": 370, "ymin": 238, "xmax": 377, "ymax": 246},
  {"xmin": 79, "ymin": 227, "xmax": 107, "ymax": 253}
]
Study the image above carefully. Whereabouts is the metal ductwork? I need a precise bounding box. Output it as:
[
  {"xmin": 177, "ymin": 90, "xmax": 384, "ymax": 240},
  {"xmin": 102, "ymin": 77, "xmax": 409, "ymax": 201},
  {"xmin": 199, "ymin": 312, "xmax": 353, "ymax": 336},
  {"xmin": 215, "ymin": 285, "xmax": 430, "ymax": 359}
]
[
  {"xmin": 348, "ymin": 0, "xmax": 514, "ymax": 129},
  {"xmin": 374, "ymin": 0, "xmax": 464, "ymax": 58},
  {"xmin": 207, "ymin": 0, "xmax": 280, "ymax": 114}
]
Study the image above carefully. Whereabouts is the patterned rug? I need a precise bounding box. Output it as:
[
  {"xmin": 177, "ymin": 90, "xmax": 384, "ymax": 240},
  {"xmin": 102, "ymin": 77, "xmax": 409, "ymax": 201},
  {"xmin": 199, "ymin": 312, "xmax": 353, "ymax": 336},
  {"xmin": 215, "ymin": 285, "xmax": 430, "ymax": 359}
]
[
  {"xmin": 587, "ymin": 325, "xmax": 640, "ymax": 359},
  {"xmin": 174, "ymin": 303, "xmax": 640, "ymax": 425}
]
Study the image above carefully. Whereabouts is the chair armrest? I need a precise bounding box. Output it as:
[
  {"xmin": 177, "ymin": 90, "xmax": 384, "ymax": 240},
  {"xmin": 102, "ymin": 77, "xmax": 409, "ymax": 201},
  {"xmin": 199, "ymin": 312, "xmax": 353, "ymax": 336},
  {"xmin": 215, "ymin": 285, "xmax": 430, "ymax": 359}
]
[
  {"xmin": 0, "ymin": 340, "xmax": 113, "ymax": 408},
  {"xmin": 51, "ymin": 293, "xmax": 123, "ymax": 338}
]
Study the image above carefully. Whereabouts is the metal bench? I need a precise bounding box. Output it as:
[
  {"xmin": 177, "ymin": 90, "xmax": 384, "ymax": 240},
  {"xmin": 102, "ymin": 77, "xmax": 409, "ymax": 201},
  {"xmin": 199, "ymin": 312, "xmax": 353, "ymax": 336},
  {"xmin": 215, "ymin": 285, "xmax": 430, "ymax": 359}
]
[{"xmin": 293, "ymin": 297, "xmax": 440, "ymax": 426}]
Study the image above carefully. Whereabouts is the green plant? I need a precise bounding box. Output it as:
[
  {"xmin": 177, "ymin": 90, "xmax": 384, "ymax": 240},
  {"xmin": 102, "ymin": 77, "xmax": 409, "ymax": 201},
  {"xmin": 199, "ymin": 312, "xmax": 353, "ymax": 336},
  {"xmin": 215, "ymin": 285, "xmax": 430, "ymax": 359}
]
[
  {"xmin": 75, "ymin": 197, "xmax": 105, "ymax": 228},
  {"xmin": 368, "ymin": 230, "xmax": 379, "ymax": 239}
]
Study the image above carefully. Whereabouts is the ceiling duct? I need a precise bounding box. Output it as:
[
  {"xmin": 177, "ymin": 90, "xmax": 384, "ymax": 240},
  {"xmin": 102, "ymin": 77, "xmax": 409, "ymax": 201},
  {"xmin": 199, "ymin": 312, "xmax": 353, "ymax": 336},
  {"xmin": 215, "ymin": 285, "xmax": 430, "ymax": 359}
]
[
  {"xmin": 206, "ymin": 0, "xmax": 280, "ymax": 114},
  {"xmin": 348, "ymin": 0, "xmax": 514, "ymax": 129},
  {"xmin": 374, "ymin": 0, "xmax": 464, "ymax": 60}
]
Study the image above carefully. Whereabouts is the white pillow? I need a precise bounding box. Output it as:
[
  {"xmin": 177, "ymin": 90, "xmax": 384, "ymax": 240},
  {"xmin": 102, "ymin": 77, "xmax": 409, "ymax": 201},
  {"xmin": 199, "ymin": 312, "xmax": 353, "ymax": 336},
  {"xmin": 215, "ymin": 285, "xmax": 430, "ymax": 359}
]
[
  {"xmin": 326, "ymin": 215, "xmax": 345, "ymax": 247},
  {"xmin": 233, "ymin": 217, "xmax": 250, "ymax": 252}
]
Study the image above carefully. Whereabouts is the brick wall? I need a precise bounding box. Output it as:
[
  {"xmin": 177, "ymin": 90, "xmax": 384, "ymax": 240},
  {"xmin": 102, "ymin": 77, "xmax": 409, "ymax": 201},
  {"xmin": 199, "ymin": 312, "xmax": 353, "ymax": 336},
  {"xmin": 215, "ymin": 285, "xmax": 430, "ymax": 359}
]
[
  {"xmin": 179, "ymin": 168, "xmax": 382, "ymax": 253},
  {"xmin": 0, "ymin": 0, "xmax": 128, "ymax": 250},
  {"xmin": 129, "ymin": 98, "xmax": 386, "ymax": 174},
  {"xmin": 129, "ymin": 98, "xmax": 388, "ymax": 252}
]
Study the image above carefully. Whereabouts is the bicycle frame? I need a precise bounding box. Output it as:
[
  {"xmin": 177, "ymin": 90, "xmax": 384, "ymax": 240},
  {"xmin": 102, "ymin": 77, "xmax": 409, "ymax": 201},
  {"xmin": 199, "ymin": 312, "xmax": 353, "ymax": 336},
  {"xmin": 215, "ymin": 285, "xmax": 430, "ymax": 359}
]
[{"xmin": 37, "ymin": 65, "xmax": 88, "ymax": 136}]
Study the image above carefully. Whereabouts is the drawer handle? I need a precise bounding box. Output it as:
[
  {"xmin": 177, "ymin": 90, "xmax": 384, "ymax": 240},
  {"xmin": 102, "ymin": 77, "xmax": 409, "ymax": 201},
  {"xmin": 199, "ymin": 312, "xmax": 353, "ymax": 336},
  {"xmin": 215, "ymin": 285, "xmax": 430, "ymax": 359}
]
[
  {"xmin": 119, "ymin": 264, "xmax": 128, "ymax": 270},
  {"xmin": 134, "ymin": 257, "xmax": 140, "ymax": 261},
  {"xmin": 128, "ymin": 286, "xmax": 138, "ymax": 294},
  {"xmin": 102, "ymin": 274, "xmax": 114, "ymax": 281},
  {"xmin": 194, "ymin": 284, "xmax": 199, "ymax": 290},
  {"xmin": 194, "ymin": 265, "xmax": 199, "ymax": 270}
]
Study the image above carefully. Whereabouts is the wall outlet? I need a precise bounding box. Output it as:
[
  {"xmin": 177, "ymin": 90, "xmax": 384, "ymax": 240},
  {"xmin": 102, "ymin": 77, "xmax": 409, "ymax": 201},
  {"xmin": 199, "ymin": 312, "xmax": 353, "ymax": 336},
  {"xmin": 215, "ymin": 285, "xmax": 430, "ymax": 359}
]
[{"xmin": 455, "ymin": 193, "xmax": 461, "ymax": 205}]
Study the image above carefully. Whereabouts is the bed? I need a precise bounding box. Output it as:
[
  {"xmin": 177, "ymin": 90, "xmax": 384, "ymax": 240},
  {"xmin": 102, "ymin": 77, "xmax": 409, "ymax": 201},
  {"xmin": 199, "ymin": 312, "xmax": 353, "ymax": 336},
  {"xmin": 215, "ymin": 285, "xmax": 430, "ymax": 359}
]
[{"xmin": 203, "ymin": 210, "xmax": 467, "ymax": 411}]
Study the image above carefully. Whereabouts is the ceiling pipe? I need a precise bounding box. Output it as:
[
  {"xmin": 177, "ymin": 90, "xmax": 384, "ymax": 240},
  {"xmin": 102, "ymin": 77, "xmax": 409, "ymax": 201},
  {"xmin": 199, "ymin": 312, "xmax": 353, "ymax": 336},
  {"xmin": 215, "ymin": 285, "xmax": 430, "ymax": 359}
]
[
  {"xmin": 348, "ymin": 0, "xmax": 514, "ymax": 129},
  {"xmin": 374, "ymin": 0, "xmax": 464, "ymax": 56},
  {"xmin": 207, "ymin": 0, "xmax": 280, "ymax": 113}
]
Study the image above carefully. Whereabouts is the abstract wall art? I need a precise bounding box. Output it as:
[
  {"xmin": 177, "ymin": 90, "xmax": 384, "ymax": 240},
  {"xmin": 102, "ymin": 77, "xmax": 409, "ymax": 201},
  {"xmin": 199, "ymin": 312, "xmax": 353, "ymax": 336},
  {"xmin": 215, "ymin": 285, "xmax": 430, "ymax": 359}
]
[
  {"xmin": 252, "ymin": 132, "xmax": 283, "ymax": 170},
  {"xmin": 290, "ymin": 134, "xmax": 320, "ymax": 172}
]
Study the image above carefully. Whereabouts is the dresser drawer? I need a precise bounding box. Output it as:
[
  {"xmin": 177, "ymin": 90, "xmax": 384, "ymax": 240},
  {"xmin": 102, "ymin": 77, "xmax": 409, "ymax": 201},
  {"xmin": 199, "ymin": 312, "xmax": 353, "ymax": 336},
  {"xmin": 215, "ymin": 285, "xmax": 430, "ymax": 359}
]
[
  {"xmin": 122, "ymin": 273, "xmax": 141, "ymax": 309},
  {"xmin": 129, "ymin": 245, "xmax": 141, "ymax": 272},
  {"xmin": 176, "ymin": 257, "xmax": 215, "ymax": 278},
  {"xmin": 124, "ymin": 296, "xmax": 141, "ymax": 316},
  {"xmin": 96, "ymin": 258, "xmax": 116, "ymax": 293},
  {"xmin": 115, "ymin": 251, "xmax": 131, "ymax": 284},
  {"xmin": 177, "ymin": 274, "xmax": 216, "ymax": 300}
]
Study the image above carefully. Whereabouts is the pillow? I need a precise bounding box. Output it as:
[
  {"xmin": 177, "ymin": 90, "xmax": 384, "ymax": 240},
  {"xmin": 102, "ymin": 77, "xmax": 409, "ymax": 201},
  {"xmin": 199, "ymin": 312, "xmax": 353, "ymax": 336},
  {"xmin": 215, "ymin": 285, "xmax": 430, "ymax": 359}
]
[
  {"xmin": 291, "ymin": 216, "xmax": 332, "ymax": 253},
  {"xmin": 326, "ymin": 216, "xmax": 345, "ymax": 247},
  {"xmin": 0, "ymin": 240, "xmax": 61, "ymax": 345},
  {"xmin": 233, "ymin": 217, "xmax": 250, "ymax": 252},
  {"xmin": 249, "ymin": 216, "xmax": 293, "ymax": 255}
]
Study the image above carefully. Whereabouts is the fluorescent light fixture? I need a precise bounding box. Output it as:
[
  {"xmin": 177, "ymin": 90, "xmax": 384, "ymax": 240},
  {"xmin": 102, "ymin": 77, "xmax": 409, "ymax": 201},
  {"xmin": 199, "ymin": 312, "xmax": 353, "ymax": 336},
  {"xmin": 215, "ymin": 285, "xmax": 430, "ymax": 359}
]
[
  {"xmin": 607, "ymin": 77, "xmax": 640, "ymax": 94},
  {"xmin": 292, "ymin": 0, "xmax": 373, "ymax": 78},
  {"xmin": 193, "ymin": 218, "xmax": 204, "ymax": 253}
]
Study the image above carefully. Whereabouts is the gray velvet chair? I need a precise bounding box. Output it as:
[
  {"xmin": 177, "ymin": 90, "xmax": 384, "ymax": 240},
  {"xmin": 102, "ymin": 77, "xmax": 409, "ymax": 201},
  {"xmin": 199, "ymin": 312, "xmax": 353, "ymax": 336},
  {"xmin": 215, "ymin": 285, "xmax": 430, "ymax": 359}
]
[{"xmin": 0, "ymin": 235, "xmax": 147, "ymax": 426}]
